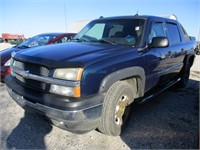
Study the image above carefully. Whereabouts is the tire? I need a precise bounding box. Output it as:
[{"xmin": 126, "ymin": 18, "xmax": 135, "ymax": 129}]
[
  {"xmin": 98, "ymin": 81, "xmax": 134, "ymax": 136},
  {"xmin": 176, "ymin": 62, "xmax": 191, "ymax": 88}
]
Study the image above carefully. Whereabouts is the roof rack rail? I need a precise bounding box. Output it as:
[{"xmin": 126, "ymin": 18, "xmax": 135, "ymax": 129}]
[{"xmin": 161, "ymin": 14, "xmax": 178, "ymax": 20}]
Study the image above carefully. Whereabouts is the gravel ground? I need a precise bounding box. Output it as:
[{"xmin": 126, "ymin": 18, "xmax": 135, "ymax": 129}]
[{"xmin": 0, "ymin": 56, "xmax": 199, "ymax": 149}]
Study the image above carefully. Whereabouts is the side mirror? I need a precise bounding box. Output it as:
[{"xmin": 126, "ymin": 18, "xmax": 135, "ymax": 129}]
[{"xmin": 149, "ymin": 37, "xmax": 169, "ymax": 48}]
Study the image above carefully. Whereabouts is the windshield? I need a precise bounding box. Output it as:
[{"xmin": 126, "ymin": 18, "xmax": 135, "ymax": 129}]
[
  {"xmin": 74, "ymin": 18, "xmax": 145, "ymax": 46},
  {"xmin": 17, "ymin": 34, "xmax": 57, "ymax": 48}
]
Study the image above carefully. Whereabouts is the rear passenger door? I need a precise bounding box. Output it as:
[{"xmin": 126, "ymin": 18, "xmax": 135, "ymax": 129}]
[
  {"xmin": 161, "ymin": 21, "xmax": 185, "ymax": 79},
  {"xmin": 145, "ymin": 19, "xmax": 188, "ymax": 90}
]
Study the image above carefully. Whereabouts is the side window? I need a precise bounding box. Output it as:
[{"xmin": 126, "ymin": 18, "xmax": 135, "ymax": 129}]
[
  {"xmin": 148, "ymin": 22, "xmax": 166, "ymax": 43},
  {"xmin": 60, "ymin": 37, "xmax": 69, "ymax": 43},
  {"xmin": 166, "ymin": 23, "xmax": 181, "ymax": 45},
  {"xmin": 62, "ymin": 37, "xmax": 69, "ymax": 42},
  {"xmin": 55, "ymin": 37, "xmax": 69, "ymax": 44}
]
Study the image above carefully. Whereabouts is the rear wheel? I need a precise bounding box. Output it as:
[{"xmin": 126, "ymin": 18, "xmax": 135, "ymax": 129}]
[
  {"xmin": 98, "ymin": 81, "xmax": 134, "ymax": 136},
  {"xmin": 176, "ymin": 62, "xmax": 191, "ymax": 88}
]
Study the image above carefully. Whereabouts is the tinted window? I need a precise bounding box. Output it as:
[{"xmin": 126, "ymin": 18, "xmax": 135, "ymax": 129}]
[
  {"xmin": 166, "ymin": 23, "xmax": 181, "ymax": 45},
  {"xmin": 54, "ymin": 36, "xmax": 72, "ymax": 44},
  {"xmin": 148, "ymin": 22, "xmax": 166, "ymax": 43}
]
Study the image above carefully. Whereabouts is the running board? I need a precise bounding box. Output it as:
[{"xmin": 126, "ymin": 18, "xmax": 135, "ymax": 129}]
[{"xmin": 138, "ymin": 78, "xmax": 181, "ymax": 104}]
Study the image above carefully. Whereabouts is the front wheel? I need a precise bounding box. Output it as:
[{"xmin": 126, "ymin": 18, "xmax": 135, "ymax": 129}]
[{"xmin": 98, "ymin": 81, "xmax": 134, "ymax": 136}]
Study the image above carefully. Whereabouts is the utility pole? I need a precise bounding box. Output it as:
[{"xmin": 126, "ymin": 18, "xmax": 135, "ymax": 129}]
[
  {"xmin": 64, "ymin": 4, "xmax": 67, "ymax": 32},
  {"xmin": 198, "ymin": 28, "xmax": 200, "ymax": 48}
]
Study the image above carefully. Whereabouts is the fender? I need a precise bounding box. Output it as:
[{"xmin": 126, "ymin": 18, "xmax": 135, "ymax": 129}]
[
  {"xmin": 184, "ymin": 53, "xmax": 195, "ymax": 67},
  {"xmin": 99, "ymin": 66, "xmax": 145, "ymax": 98}
]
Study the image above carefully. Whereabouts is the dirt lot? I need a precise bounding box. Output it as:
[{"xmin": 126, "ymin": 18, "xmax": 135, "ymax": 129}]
[{"xmin": 0, "ymin": 56, "xmax": 199, "ymax": 149}]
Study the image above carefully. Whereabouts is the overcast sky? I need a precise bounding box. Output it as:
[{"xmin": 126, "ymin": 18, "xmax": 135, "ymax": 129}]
[{"xmin": 0, "ymin": 0, "xmax": 199, "ymax": 39}]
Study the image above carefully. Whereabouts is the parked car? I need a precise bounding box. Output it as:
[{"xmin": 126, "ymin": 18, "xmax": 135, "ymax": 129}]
[
  {"xmin": 0, "ymin": 33, "xmax": 76, "ymax": 82},
  {"xmin": 5, "ymin": 15, "xmax": 196, "ymax": 136}
]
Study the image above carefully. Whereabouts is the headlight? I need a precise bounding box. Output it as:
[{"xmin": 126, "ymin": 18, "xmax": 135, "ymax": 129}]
[
  {"xmin": 50, "ymin": 68, "xmax": 83, "ymax": 97},
  {"xmin": 53, "ymin": 68, "xmax": 83, "ymax": 81}
]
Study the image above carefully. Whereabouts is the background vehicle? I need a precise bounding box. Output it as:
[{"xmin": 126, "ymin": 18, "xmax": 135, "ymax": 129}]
[
  {"xmin": 2, "ymin": 33, "xmax": 25, "ymax": 43},
  {"xmin": 5, "ymin": 15, "xmax": 196, "ymax": 136},
  {"xmin": 0, "ymin": 32, "xmax": 76, "ymax": 82}
]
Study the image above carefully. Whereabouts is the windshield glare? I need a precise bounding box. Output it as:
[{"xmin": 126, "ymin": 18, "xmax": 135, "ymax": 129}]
[
  {"xmin": 17, "ymin": 34, "xmax": 57, "ymax": 48},
  {"xmin": 75, "ymin": 19, "xmax": 145, "ymax": 46}
]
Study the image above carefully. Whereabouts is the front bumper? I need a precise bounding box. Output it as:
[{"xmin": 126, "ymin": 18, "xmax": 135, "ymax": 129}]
[{"xmin": 5, "ymin": 75, "xmax": 103, "ymax": 133}]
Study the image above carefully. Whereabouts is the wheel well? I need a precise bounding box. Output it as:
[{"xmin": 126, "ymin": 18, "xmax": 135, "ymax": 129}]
[
  {"xmin": 99, "ymin": 67, "xmax": 145, "ymax": 100},
  {"xmin": 188, "ymin": 55, "xmax": 195, "ymax": 67},
  {"xmin": 184, "ymin": 54, "xmax": 195, "ymax": 67},
  {"xmin": 121, "ymin": 76, "xmax": 144, "ymax": 102}
]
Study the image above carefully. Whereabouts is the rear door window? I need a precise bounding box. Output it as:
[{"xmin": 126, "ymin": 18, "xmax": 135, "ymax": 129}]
[
  {"xmin": 180, "ymin": 24, "xmax": 190, "ymax": 41},
  {"xmin": 166, "ymin": 23, "xmax": 181, "ymax": 45}
]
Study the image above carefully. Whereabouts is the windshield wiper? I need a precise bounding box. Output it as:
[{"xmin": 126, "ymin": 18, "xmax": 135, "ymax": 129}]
[
  {"xmin": 96, "ymin": 39, "xmax": 117, "ymax": 45},
  {"xmin": 72, "ymin": 38, "xmax": 87, "ymax": 42}
]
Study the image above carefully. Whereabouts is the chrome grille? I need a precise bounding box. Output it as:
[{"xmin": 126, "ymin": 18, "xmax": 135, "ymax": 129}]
[
  {"xmin": 14, "ymin": 60, "xmax": 49, "ymax": 76},
  {"xmin": 13, "ymin": 60, "xmax": 49, "ymax": 90},
  {"xmin": 15, "ymin": 73, "xmax": 46, "ymax": 90},
  {"xmin": 15, "ymin": 74, "xmax": 24, "ymax": 83}
]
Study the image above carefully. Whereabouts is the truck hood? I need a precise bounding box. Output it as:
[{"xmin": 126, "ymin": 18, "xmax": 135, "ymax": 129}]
[{"xmin": 14, "ymin": 42, "xmax": 135, "ymax": 68}]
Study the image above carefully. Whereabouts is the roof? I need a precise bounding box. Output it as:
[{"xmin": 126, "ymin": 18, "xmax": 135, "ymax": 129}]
[
  {"xmin": 96, "ymin": 15, "xmax": 178, "ymax": 22},
  {"xmin": 37, "ymin": 32, "xmax": 76, "ymax": 36}
]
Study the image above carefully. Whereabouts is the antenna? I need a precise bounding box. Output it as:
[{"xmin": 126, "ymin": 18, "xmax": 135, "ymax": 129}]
[
  {"xmin": 64, "ymin": 4, "xmax": 67, "ymax": 32},
  {"xmin": 197, "ymin": 28, "xmax": 200, "ymax": 54},
  {"xmin": 135, "ymin": 11, "xmax": 139, "ymax": 16}
]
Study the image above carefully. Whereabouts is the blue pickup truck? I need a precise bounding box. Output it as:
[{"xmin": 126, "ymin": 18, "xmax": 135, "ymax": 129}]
[{"xmin": 5, "ymin": 15, "xmax": 196, "ymax": 136}]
